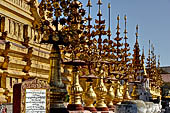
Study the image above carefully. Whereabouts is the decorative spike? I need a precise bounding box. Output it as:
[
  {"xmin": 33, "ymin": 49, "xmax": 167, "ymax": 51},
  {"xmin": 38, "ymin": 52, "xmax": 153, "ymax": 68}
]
[
  {"xmin": 158, "ymin": 55, "xmax": 160, "ymax": 68},
  {"xmin": 107, "ymin": 3, "xmax": 111, "ymax": 40},
  {"xmin": 86, "ymin": 0, "xmax": 92, "ymax": 34},
  {"xmin": 97, "ymin": 0, "xmax": 102, "ymax": 17},
  {"xmin": 155, "ymin": 55, "xmax": 157, "ymax": 66},
  {"xmin": 87, "ymin": 0, "xmax": 92, "ymax": 7},
  {"xmin": 97, "ymin": 0, "xmax": 102, "ymax": 5},
  {"xmin": 151, "ymin": 44, "xmax": 154, "ymax": 53},
  {"xmin": 142, "ymin": 46, "xmax": 145, "ymax": 60},
  {"xmin": 87, "ymin": 0, "xmax": 92, "ymax": 20},
  {"xmin": 132, "ymin": 24, "xmax": 141, "ymax": 81},
  {"xmin": 97, "ymin": 10, "xmax": 102, "ymax": 16},
  {"xmin": 124, "ymin": 15, "xmax": 128, "ymax": 59},
  {"xmin": 108, "ymin": 3, "xmax": 111, "ymax": 8},
  {"xmin": 124, "ymin": 15, "xmax": 127, "ymax": 20},
  {"xmin": 117, "ymin": 15, "xmax": 120, "ymax": 20},
  {"xmin": 124, "ymin": 15, "xmax": 128, "ymax": 39},
  {"xmin": 146, "ymin": 40, "xmax": 151, "ymax": 78},
  {"xmin": 149, "ymin": 40, "xmax": 151, "ymax": 55},
  {"xmin": 108, "ymin": 3, "xmax": 111, "ymax": 27},
  {"xmin": 136, "ymin": 24, "xmax": 138, "ymax": 38},
  {"xmin": 116, "ymin": 15, "xmax": 120, "ymax": 31}
]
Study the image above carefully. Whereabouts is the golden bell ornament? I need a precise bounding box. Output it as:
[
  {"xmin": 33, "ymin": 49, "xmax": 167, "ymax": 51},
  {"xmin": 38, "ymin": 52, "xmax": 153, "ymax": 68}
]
[
  {"xmin": 95, "ymin": 77, "xmax": 108, "ymax": 108},
  {"xmin": 123, "ymin": 82, "xmax": 131, "ymax": 101},
  {"xmin": 82, "ymin": 82, "xmax": 97, "ymax": 111},
  {"xmin": 113, "ymin": 81, "xmax": 123, "ymax": 104},
  {"xmin": 69, "ymin": 70, "xmax": 83, "ymax": 105},
  {"xmin": 105, "ymin": 82, "xmax": 115, "ymax": 108}
]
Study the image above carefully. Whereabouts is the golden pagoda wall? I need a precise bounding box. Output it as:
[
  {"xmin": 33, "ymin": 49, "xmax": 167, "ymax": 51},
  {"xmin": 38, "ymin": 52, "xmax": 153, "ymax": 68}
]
[{"xmin": 0, "ymin": 0, "xmax": 51, "ymax": 103}]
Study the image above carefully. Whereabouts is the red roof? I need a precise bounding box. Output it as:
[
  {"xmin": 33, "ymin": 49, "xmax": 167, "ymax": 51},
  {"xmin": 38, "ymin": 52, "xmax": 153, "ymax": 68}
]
[{"xmin": 161, "ymin": 74, "xmax": 170, "ymax": 83}]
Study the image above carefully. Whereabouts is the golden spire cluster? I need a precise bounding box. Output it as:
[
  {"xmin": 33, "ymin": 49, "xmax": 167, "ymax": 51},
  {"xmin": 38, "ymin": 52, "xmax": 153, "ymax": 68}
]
[
  {"xmin": 112, "ymin": 15, "xmax": 125, "ymax": 80},
  {"xmin": 29, "ymin": 0, "xmax": 163, "ymax": 111},
  {"xmin": 123, "ymin": 15, "xmax": 131, "ymax": 79},
  {"xmin": 132, "ymin": 25, "xmax": 142, "ymax": 81}
]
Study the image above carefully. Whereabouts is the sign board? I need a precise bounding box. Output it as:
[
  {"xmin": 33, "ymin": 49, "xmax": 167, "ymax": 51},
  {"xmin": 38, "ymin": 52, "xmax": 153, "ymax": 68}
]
[
  {"xmin": 25, "ymin": 89, "xmax": 46, "ymax": 113},
  {"xmin": 13, "ymin": 78, "xmax": 50, "ymax": 113}
]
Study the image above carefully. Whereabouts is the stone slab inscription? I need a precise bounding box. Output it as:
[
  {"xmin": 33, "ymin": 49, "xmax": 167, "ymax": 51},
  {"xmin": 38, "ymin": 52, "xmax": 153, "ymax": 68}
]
[{"xmin": 25, "ymin": 89, "xmax": 46, "ymax": 113}]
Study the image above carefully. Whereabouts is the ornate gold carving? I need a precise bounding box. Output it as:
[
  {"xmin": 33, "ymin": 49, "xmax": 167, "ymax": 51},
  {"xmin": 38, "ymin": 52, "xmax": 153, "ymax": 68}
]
[
  {"xmin": 6, "ymin": 0, "xmax": 30, "ymax": 11},
  {"xmin": 28, "ymin": 0, "xmax": 41, "ymax": 28},
  {"xmin": 114, "ymin": 81, "xmax": 123, "ymax": 104},
  {"xmin": 0, "ymin": 56, "xmax": 9, "ymax": 70},
  {"xmin": 69, "ymin": 66, "xmax": 83, "ymax": 105},
  {"xmin": 82, "ymin": 82, "xmax": 96, "ymax": 108},
  {"xmin": 0, "ymin": 17, "xmax": 5, "ymax": 32},
  {"xmin": 22, "ymin": 25, "xmax": 29, "ymax": 47},
  {"xmin": 22, "ymin": 60, "xmax": 32, "ymax": 73},
  {"xmin": 0, "ymin": 42, "xmax": 10, "ymax": 57},
  {"xmin": 95, "ymin": 77, "xmax": 107, "ymax": 108},
  {"xmin": 23, "ymin": 47, "xmax": 33, "ymax": 61},
  {"xmin": 123, "ymin": 81, "xmax": 131, "ymax": 100},
  {"xmin": 105, "ymin": 81, "xmax": 115, "ymax": 107},
  {"xmin": 0, "ymin": 31, "xmax": 7, "ymax": 40}
]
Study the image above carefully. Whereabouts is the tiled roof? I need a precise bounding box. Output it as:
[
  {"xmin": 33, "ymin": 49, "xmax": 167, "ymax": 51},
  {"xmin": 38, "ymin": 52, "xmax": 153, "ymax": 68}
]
[{"xmin": 161, "ymin": 74, "xmax": 170, "ymax": 83}]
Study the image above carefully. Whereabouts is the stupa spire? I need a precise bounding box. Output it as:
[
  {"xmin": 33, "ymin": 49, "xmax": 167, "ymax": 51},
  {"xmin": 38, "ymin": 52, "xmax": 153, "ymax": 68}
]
[
  {"xmin": 146, "ymin": 40, "xmax": 151, "ymax": 78},
  {"xmin": 107, "ymin": 3, "xmax": 111, "ymax": 40},
  {"xmin": 141, "ymin": 46, "xmax": 145, "ymax": 64},
  {"xmin": 116, "ymin": 15, "xmax": 120, "ymax": 33},
  {"xmin": 86, "ymin": 0, "xmax": 92, "ymax": 34},
  {"xmin": 132, "ymin": 25, "xmax": 141, "ymax": 81},
  {"xmin": 113, "ymin": 15, "xmax": 125, "ymax": 79},
  {"xmin": 136, "ymin": 24, "xmax": 138, "ymax": 37}
]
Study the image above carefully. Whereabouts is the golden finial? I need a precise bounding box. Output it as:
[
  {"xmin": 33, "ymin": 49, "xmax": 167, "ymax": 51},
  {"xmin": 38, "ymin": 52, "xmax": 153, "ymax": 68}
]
[
  {"xmin": 124, "ymin": 15, "xmax": 127, "ymax": 39},
  {"xmin": 124, "ymin": 15, "xmax": 127, "ymax": 20},
  {"xmin": 108, "ymin": 3, "xmax": 111, "ymax": 8},
  {"xmin": 135, "ymin": 24, "xmax": 138, "ymax": 38},
  {"xmin": 117, "ymin": 15, "xmax": 120, "ymax": 31},
  {"xmin": 97, "ymin": 0, "xmax": 102, "ymax": 5},
  {"xmin": 117, "ymin": 15, "xmax": 120, "ymax": 20},
  {"xmin": 98, "ymin": 10, "xmax": 102, "ymax": 16},
  {"xmin": 107, "ymin": 3, "xmax": 111, "ymax": 40},
  {"xmin": 141, "ymin": 46, "xmax": 145, "ymax": 65},
  {"xmin": 148, "ymin": 40, "xmax": 151, "ymax": 59},
  {"xmin": 158, "ymin": 55, "xmax": 160, "ymax": 67},
  {"xmin": 87, "ymin": 0, "xmax": 92, "ymax": 7},
  {"xmin": 108, "ymin": 3, "xmax": 111, "ymax": 26},
  {"xmin": 86, "ymin": 0, "xmax": 92, "ymax": 29},
  {"xmin": 97, "ymin": 0, "xmax": 102, "ymax": 17}
]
